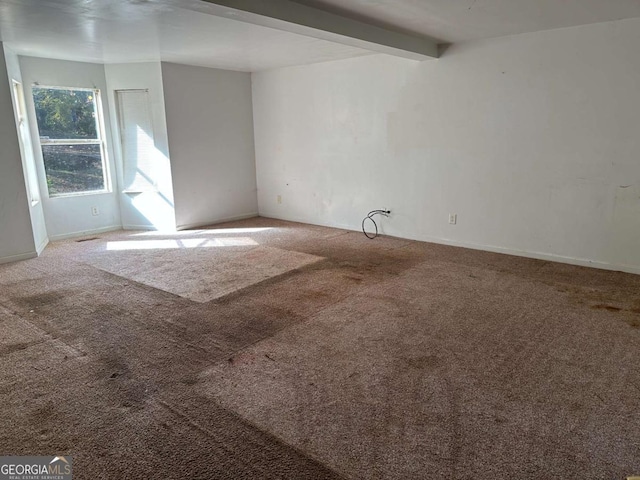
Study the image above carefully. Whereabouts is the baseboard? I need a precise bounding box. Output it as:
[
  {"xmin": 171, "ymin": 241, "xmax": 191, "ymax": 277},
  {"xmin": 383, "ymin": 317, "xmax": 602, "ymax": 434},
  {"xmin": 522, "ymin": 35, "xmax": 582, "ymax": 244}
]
[
  {"xmin": 49, "ymin": 225, "xmax": 122, "ymax": 242},
  {"xmin": 177, "ymin": 212, "xmax": 259, "ymax": 231},
  {"xmin": 122, "ymin": 224, "xmax": 161, "ymax": 231},
  {"xmin": 0, "ymin": 251, "xmax": 38, "ymax": 265},
  {"xmin": 257, "ymin": 211, "xmax": 355, "ymax": 232},
  {"xmin": 412, "ymin": 234, "xmax": 640, "ymax": 276},
  {"xmin": 35, "ymin": 237, "xmax": 49, "ymax": 255},
  {"xmin": 258, "ymin": 211, "xmax": 640, "ymax": 276}
]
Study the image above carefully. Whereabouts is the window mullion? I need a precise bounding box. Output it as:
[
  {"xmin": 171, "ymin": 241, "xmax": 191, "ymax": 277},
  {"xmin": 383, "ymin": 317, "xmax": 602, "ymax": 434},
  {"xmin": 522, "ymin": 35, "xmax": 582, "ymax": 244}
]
[{"xmin": 40, "ymin": 139, "xmax": 101, "ymax": 146}]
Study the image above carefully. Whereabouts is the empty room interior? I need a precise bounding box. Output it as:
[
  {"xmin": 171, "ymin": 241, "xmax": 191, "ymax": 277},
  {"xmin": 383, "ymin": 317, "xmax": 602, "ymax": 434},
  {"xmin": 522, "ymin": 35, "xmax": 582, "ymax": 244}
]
[{"xmin": 1, "ymin": 0, "xmax": 640, "ymax": 478}]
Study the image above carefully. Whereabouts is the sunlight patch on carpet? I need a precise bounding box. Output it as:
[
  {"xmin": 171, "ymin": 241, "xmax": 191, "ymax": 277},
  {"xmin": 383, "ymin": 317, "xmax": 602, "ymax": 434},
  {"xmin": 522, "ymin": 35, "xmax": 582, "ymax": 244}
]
[{"xmin": 84, "ymin": 245, "xmax": 323, "ymax": 302}]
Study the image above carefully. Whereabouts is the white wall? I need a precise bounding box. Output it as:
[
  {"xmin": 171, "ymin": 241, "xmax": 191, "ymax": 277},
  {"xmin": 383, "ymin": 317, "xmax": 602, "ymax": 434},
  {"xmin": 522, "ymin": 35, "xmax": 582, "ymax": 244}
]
[
  {"xmin": 161, "ymin": 62, "xmax": 258, "ymax": 230},
  {"xmin": 3, "ymin": 45, "xmax": 48, "ymax": 255},
  {"xmin": 105, "ymin": 63, "xmax": 176, "ymax": 231},
  {"xmin": 253, "ymin": 17, "xmax": 640, "ymax": 274},
  {"xmin": 19, "ymin": 56, "xmax": 121, "ymax": 240},
  {"xmin": 0, "ymin": 43, "xmax": 36, "ymax": 263}
]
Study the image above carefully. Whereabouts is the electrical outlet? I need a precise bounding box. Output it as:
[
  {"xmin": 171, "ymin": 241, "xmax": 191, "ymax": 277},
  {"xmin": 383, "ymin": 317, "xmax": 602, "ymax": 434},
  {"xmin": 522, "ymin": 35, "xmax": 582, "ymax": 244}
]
[
  {"xmin": 91, "ymin": 206, "xmax": 100, "ymax": 216},
  {"xmin": 277, "ymin": 195, "xmax": 282, "ymax": 204},
  {"xmin": 448, "ymin": 213, "xmax": 457, "ymax": 225}
]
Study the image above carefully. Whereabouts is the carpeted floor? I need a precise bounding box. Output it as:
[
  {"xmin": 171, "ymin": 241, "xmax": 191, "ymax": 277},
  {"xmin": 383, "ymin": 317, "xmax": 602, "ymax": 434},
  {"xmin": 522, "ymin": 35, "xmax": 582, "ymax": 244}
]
[{"xmin": 1, "ymin": 217, "xmax": 639, "ymax": 479}]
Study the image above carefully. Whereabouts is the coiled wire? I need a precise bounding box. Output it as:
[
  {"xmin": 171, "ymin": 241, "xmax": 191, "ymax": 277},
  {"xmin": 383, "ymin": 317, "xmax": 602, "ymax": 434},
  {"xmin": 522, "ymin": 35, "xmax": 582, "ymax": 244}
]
[{"xmin": 362, "ymin": 209, "xmax": 390, "ymax": 239}]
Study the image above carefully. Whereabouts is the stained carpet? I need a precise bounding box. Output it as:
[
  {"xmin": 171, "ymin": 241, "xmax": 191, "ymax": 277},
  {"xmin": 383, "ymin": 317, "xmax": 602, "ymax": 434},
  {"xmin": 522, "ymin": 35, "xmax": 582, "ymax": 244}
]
[{"xmin": 1, "ymin": 217, "xmax": 639, "ymax": 479}]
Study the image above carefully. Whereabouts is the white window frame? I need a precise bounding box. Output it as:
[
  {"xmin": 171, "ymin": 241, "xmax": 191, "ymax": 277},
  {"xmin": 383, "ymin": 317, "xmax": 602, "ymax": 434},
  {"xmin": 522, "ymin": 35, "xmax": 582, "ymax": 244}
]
[
  {"xmin": 32, "ymin": 85, "xmax": 112, "ymax": 198},
  {"xmin": 12, "ymin": 80, "xmax": 40, "ymax": 206}
]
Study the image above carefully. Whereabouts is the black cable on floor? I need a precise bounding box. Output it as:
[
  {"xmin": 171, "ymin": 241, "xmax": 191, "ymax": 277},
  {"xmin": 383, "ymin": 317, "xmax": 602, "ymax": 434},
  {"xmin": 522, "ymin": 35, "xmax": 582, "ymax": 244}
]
[{"xmin": 362, "ymin": 209, "xmax": 390, "ymax": 239}]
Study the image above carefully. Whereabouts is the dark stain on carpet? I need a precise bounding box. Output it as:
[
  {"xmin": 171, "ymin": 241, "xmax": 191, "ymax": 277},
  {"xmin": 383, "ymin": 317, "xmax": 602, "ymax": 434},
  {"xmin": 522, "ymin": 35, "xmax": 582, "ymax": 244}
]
[
  {"xmin": 14, "ymin": 291, "xmax": 67, "ymax": 308},
  {"xmin": 591, "ymin": 304, "xmax": 623, "ymax": 312},
  {"xmin": 0, "ymin": 340, "xmax": 44, "ymax": 356}
]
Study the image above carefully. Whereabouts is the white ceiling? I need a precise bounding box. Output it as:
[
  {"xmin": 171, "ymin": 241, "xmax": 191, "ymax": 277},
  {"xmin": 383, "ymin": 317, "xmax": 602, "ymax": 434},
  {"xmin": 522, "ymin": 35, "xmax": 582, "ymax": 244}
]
[
  {"xmin": 2, "ymin": 0, "xmax": 640, "ymax": 71},
  {"xmin": 0, "ymin": 0, "xmax": 373, "ymax": 71},
  {"xmin": 294, "ymin": 0, "xmax": 640, "ymax": 44}
]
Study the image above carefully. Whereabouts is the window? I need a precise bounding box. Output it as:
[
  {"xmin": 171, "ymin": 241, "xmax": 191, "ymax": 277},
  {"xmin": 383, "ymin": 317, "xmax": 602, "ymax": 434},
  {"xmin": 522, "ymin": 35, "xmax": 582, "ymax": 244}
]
[
  {"xmin": 32, "ymin": 86, "xmax": 109, "ymax": 197},
  {"xmin": 116, "ymin": 89, "xmax": 158, "ymax": 192},
  {"xmin": 12, "ymin": 81, "xmax": 40, "ymax": 205}
]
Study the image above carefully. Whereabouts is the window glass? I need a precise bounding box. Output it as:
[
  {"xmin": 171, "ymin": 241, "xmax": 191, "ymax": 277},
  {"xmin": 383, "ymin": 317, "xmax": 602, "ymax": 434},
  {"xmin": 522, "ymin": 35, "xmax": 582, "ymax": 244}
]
[
  {"xmin": 41, "ymin": 144, "xmax": 104, "ymax": 195},
  {"xmin": 33, "ymin": 88, "xmax": 98, "ymax": 140}
]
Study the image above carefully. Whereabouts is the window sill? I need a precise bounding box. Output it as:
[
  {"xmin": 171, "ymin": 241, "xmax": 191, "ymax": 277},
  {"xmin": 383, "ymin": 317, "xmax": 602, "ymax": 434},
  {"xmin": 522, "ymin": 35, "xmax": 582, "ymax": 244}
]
[
  {"xmin": 122, "ymin": 189, "xmax": 159, "ymax": 195},
  {"xmin": 48, "ymin": 190, "xmax": 111, "ymax": 199}
]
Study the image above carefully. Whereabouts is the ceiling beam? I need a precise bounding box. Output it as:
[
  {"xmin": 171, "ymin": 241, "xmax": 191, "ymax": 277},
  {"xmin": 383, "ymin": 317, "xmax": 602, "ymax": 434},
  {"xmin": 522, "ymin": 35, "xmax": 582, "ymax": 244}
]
[{"xmin": 199, "ymin": 0, "xmax": 438, "ymax": 60}]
